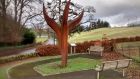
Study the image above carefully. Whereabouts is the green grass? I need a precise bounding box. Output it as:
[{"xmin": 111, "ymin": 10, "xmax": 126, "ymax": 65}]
[
  {"xmin": 7, "ymin": 54, "xmax": 87, "ymax": 79},
  {"xmin": 0, "ymin": 66, "xmax": 9, "ymax": 79},
  {"xmin": 69, "ymin": 27, "xmax": 140, "ymax": 43},
  {"xmin": 34, "ymin": 57, "xmax": 101, "ymax": 76},
  {"xmin": 36, "ymin": 37, "xmax": 48, "ymax": 43},
  {"xmin": 115, "ymin": 41, "xmax": 140, "ymax": 62},
  {"xmin": 0, "ymin": 56, "xmax": 60, "ymax": 79},
  {"xmin": 116, "ymin": 41, "xmax": 140, "ymax": 48},
  {"xmin": 132, "ymin": 57, "xmax": 140, "ymax": 62}
]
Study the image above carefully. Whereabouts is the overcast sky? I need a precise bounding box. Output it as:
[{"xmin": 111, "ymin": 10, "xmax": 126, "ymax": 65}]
[{"xmin": 72, "ymin": 0, "xmax": 140, "ymax": 26}]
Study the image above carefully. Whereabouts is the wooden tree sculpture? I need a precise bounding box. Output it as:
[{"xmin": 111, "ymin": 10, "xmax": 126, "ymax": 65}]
[{"xmin": 43, "ymin": 0, "xmax": 84, "ymax": 67}]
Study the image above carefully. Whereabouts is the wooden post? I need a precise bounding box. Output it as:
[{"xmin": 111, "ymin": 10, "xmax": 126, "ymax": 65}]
[
  {"xmin": 122, "ymin": 45, "xmax": 123, "ymax": 53},
  {"xmin": 123, "ymin": 69, "xmax": 125, "ymax": 77},
  {"xmin": 71, "ymin": 46, "xmax": 73, "ymax": 54},
  {"xmin": 97, "ymin": 71, "xmax": 100, "ymax": 79},
  {"xmin": 74, "ymin": 46, "xmax": 76, "ymax": 54},
  {"xmin": 139, "ymin": 47, "xmax": 140, "ymax": 59}
]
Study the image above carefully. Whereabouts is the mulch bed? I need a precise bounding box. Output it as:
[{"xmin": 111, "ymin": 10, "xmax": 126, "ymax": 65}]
[
  {"xmin": 126, "ymin": 67, "xmax": 140, "ymax": 79},
  {"xmin": 102, "ymin": 52, "xmax": 125, "ymax": 61}
]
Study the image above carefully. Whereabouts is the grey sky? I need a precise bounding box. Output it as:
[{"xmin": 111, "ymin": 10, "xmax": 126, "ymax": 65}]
[{"xmin": 73, "ymin": 0, "xmax": 140, "ymax": 26}]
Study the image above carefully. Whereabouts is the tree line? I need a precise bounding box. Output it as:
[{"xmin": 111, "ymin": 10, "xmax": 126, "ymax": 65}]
[{"xmin": 71, "ymin": 19, "xmax": 110, "ymax": 35}]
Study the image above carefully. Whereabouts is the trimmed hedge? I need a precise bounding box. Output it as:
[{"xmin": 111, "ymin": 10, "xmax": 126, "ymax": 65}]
[
  {"xmin": 75, "ymin": 41, "xmax": 95, "ymax": 53},
  {"xmin": 36, "ymin": 45, "xmax": 60, "ymax": 56},
  {"xmin": 0, "ymin": 53, "xmax": 38, "ymax": 64},
  {"xmin": 75, "ymin": 36, "xmax": 140, "ymax": 53},
  {"xmin": 35, "ymin": 36, "xmax": 140, "ymax": 56}
]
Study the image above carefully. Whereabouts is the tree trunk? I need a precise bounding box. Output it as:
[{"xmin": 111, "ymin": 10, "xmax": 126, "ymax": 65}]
[
  {"xmin": 57, "ymin": 28, "xmax": 69, "ymax": 67},
  {"xmin": 43, "ymin": 0, "xmax": 84, "ymax": 67}
]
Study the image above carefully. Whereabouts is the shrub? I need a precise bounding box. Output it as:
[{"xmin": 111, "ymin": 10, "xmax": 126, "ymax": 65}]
[
  {"xmin": 102, "ymin": 40, "xmax": 113, "ymax": 52},
  {"xmin": 115, "ymin": 38, "xmax": 127, "ymax": 43},
  {"xmin": 135, "ymin": 36, "xmax": 140, "ymax": 41},
  {"xmin": 36, "ymin": 45, "xmax": 60, "ymax": 56},
  {"xmin": 0, "ymin": 53, "xmax": 38, "ymax": 64},
  {"xmin": 22, "ymin": 30, "xmax": 36, "ymax": 44},
  {"xmin": 129, "ymin": 37, "xmax": 136, "ymax": 42},
  {"xmin": 76, "ymin": 43, "xmax": 87, "ymax": 53},
  {"xmin": 75, "ymin": 41, "xmax": 92, "ymax": 53},
  {"xmin": 94, "ymin": 40, "xmax": 102, "ymax": 46}
]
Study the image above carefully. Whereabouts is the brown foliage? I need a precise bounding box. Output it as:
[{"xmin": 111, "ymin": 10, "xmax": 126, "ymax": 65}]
[
  {"xmin": 36, "ymin": 45, "xmax": 60, "ymax": 56},
  {"xmin": 102, "ymin": 52, "xmax": 123, "ymax": 61},
  {"xmin": 0, "ymin": 15, "xmax": 22, "ymax": 44},
  {"xmin": 135, "ymin": 36, "xmax": 140, "ymax": 41}
]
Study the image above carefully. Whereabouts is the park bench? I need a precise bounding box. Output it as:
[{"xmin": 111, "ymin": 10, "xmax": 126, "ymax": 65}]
[
  {"xmin": 88, "ymin": 46, "xmax": 104, "ymax": 56},
  {"xmin": 95, "ymin": 59, "xmax": 132, "ymax": 79}
]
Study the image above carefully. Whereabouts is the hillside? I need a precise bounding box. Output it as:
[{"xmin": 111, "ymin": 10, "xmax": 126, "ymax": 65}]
[{"xmin": 69, "ymin": 27, "xmax": 140, "ymax": 43}]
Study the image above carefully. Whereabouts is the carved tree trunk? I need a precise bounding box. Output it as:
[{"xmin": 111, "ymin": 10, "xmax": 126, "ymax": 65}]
[{"xmin": 43, "ymin": 0, "xmax": 84, "ymax": 67}]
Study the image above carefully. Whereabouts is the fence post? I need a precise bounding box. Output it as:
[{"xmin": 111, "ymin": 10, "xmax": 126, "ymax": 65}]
[
  {"xmin": 128, "ymin": 46, "xmax": 131, "ymax": 57},
  {"xmin": 139, "ymin": 47, "xmax": 140, "ymax": 58},
  {"xmin": 122, "ymin": 45, "xmax": 124, "ymax": 55}
]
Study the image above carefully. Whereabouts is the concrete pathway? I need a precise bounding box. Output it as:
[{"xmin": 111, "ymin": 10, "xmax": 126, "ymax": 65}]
[
  {"xmin": 9, "ymin": 54, "xmax": 126, "ymax": 79},
  {"xmin": 19, "ymin": 48, "xmax": 35, "ymax": 54}
]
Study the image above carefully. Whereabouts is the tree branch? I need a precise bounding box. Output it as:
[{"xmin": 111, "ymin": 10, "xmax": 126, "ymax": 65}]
[
  {"xmin": 62, "ymin": 0, "xmax": 71, "ymax": 27},
  {"xmin": 69, "ymin": 10, "xmax": 84, "ymax": 31},
  {"xmin": 43, "ymin": 4, "xmax": 61, "ymax": 37}
]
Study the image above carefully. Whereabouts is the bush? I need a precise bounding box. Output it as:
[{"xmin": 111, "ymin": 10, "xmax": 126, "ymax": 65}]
[
  {"xmin": 94, "ymin": 40, "xmax": 102, "ymax": 46},
  {"xmin": 135, "ymin": 36, "xmax": 140, "ymax": 41},
  {"xmin": 22, "ymin": 30, "xmax": 36, "ymax": 44},
  {"xmin": 36, "ymin": 45, "xmax": 60, "ymax": 56},
  {"xmin": 75, "ymin": 41, "xmax": 92, "ymax": 53},
  {"xmin": 0, "ymin": 53, "xmax": 38, "ymax": 64},
  {"xmin": 129, "ymin": 37, "xmax": 136, "ymax": 42},
  {"xmin": 102, "ymin": 40, "xmax": 113, "ymax": 52}
]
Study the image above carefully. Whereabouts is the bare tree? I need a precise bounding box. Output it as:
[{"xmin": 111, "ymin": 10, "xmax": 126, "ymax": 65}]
[
  {"xmin": 0, "ymin": 0, "xmax": 12, "ymax": 43},
  {"xmin": 32, "ymin": 22, "xmax": 44, "ymax": 37},
  {"xmin": 0, "ymin": 0, "xmax": 44, "ymax": 44},
  {"xmin": 10, "ymin": 0, "xmax": 44, "ymax": 29}
]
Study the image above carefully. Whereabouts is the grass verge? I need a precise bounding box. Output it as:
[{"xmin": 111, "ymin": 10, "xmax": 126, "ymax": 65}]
[{"xmin": 36, "ymin": 37, "xmax": 47, "ymax": 43}]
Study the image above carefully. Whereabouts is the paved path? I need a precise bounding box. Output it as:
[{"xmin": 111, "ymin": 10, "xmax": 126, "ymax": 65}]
[
  {"xmin": 19, "ymin": 48, "xmax": 35, "ymax": 54},
  {"xmin": 12, "ymin": 70, "xmax": 125, "ymax": 79},
  {"xmin": 9, "ymin": 54, "xmax": 126, "ymax": 79}
]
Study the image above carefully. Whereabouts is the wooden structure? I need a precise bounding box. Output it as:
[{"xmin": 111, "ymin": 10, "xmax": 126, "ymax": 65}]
[
  {"xmin": 88, "ymin": 46, "xmax": 104, "ymax": 56},
  {"xmin": 95, "ymin": 59, "xmax": 132, "ymax": 79}
]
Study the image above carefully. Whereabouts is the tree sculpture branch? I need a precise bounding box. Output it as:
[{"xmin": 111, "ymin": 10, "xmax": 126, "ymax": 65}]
[
  {"xmin": 43, "ymin": 0, "xmax": 84, "ymax": 67},
  {"xmin": 43, "ymin": 4, "xmax": 61, "ymax": 37}
]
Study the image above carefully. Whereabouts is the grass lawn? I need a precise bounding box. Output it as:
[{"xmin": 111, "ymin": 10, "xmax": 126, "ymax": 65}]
[
  {"xmin": 0, "ymin": 65, "xmax": 9, "ymax": 79},
  {"xmin": 116, "ymin": 41, "xmax": 140, "ymax": 48},
  {"xmin": 132, "ymin": 57, "xmax": 140, "ymax": 62},
  {"xmin": 69, "ymin": 27, "xmax": 140, "ymax": 43},
  {"xmin": 34, "ymin": 57, "xmax": 101, "ymax": 76},
  {"xmin": 36, "ymin": 37, "xmax": 48, "ymax": 43},
  {"xmin": 115, "ymin": 41, "xmax": 140, "ymax": 62}
]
